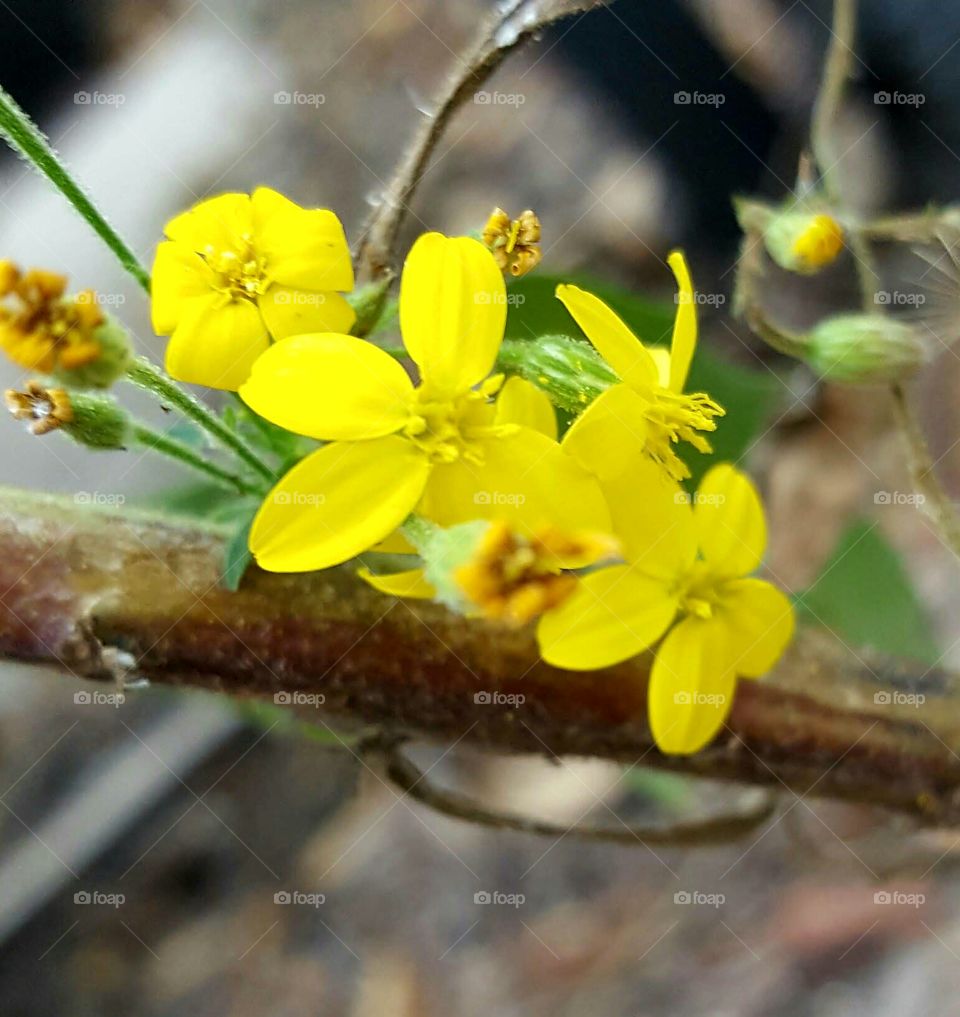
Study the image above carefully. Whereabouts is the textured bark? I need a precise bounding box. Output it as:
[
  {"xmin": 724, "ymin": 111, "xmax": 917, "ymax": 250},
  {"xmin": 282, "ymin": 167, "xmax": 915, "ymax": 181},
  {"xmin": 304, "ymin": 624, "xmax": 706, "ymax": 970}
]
[{"xmin": 1, "ymin": 487, "xmax": 959, "ymax": 826}]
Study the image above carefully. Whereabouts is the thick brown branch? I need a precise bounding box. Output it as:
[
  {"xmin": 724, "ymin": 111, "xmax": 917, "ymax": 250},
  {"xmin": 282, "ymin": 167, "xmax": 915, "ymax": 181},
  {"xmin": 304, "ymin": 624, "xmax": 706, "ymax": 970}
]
[
  {"xmin": 355, "ymin": 0, "xmax": 611, "ymax": 281},
  {"xmin": 2, "ymin": 488, "xmax": 960, "ymax": 826}
]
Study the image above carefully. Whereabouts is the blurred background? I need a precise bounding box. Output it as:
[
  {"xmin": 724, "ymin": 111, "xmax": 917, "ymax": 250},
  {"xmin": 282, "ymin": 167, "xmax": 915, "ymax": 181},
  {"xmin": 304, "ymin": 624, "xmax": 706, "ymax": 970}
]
[{"xmin": 3, "ymin": 0, "xmax": 960, "ymax": 1013}]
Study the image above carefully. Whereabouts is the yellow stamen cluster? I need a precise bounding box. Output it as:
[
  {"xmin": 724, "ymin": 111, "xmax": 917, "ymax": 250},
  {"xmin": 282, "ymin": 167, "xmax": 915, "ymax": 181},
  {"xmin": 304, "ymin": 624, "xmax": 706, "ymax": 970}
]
[
  {"xmin": 202, "ymin": 235, "xmax": 268, "ymax": 302},
  {"xmin": 403, "ymin": 376, "xmax": 513, "ymax": 465},
  {"xmin": 482, "ymin": 208, "xmax": 542, "ymax": 277},
  {"xmin": 5, "ymin": 380, "xmax": 74, "ymax": 435},
  {"xmin": 0, "ymin": 261, "xmax": 104, "ymax": 373},
  {"xmin": 455, "ymin": 521, "xmax": 618, "ymax": 626},
  {"xmin": 644, "ymin": 389, "xmax": 725, "ymax": 482}
]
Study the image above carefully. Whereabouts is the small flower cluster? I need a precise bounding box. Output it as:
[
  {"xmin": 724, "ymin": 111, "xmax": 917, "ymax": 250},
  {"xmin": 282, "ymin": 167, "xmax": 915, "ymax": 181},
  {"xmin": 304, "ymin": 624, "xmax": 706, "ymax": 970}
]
[{"xmin": 2, "ymin": 187, "xmax": 795, "ymax": 756}]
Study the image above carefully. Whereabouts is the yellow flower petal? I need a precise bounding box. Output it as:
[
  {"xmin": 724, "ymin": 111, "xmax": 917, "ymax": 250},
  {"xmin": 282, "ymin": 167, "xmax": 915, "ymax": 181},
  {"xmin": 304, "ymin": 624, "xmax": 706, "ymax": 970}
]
[
  {"xmin": 495, "ymin": 376, "xmax": 557, "ymax": 439},
  {"xmin": 719, "ymin": 578, "xmax": 794, "ymax": 678},
  {"xmin": 648, "ymin": 617, "xmax": 736, "ymax": 755},
  {"xmin": 251, "ymin": 187, "xmax": 354, "ymax": 292},
  {"xmin": 555, "ymin": 284, "xmax": 658, "ymax": 390},
  {"xmin": 259, "ymin": 286, "xmax": 356, "ymax": 340},
  {"xmin": 561, "ymin": 384, "xmax": 649, "ymax": 483},
  {"xmin": 694, "ymin": 463, "xmax": 766, "ymax": 579},
  {"xmin": 151, "ymin": 241, "xmax": 217, "ymax": 334},
  {"xmin": 599, "ymin": 455, "xmax": 697, "ymax": 580},
  {"xmin": 165, "ymin": 294, "xmax": 269, "ymax": 391},
  {"xmin": 667, "ymin": 251, "xmax": 696, "ymax": 392},
  {"xmin": 358, "ymin": 566, "xmax": 436, "ymax": 599},
  {"xmin": 420, "ymin": 427, "xmax": 611, "ymax": 540},
  {"xmin": 399, "ymin": 233, "xmax": 506, "ymax": 395},
  {"xmin": 537, "ymin": 565, "xmax": 677, "ymax": 670},
  {"xmin": 164, "ymin": 192, "xmax": 252, "ymax": 251},
  {"xmin": 251, "ymin": 436, "xmax": 430, "ymax": 572},
  {"xmin": 648, "ymin": 346, "xmax": 671, "ymax": 388},
  {"xmin": 240, "ymin": 333, "xmax": 415, "ymax": 440}
]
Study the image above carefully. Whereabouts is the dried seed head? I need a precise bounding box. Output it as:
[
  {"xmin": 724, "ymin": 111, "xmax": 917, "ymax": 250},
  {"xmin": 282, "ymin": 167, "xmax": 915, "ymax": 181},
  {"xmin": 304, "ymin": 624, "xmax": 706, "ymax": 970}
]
[{"xmin": 5, "ymin": 380, "xmax": 74, "ymax": 435}]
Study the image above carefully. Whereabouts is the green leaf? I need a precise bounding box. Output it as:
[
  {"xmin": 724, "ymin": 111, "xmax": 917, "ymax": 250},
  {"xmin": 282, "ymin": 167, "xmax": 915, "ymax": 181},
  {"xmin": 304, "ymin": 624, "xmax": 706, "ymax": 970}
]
[
  {"xmin": 505, "ymin": 274, "xmax": 780, "ymax": 483},
  {"xmin": 221, "ymin": 509, "xmax": 256, "ymax": 592},
  {"xmin": 796, "ymin": 520, "xmax": 939, "ymax": 664}
]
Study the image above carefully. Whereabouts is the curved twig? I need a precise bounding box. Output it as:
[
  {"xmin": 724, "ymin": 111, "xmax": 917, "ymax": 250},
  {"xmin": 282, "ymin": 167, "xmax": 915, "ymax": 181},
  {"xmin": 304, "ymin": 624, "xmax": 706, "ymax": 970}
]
[
  {"xmin": 355, "ymin": 0, "xmax": 613, "ymax": 281},
  {"xmin": 377, "ymin": 738, "xmax": 777, "ymax": 846}
]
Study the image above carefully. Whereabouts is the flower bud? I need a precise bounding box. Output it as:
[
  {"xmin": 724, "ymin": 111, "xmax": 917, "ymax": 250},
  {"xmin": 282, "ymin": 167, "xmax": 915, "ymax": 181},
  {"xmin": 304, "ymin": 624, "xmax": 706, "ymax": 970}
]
[
  {"xmin": 347, "ymin": 276, "xmax": 394, "ymax": 338},
  {"xmin": 6, "ymin": 383, "xmax": 131, "ymax": 447},
  {"xmin": 806, "ymin": 314, "xmax": 924, "ymax": 384},
  {"xmin": 764, "ymin": 211, "xmax": 844, "ymax": 274},
  {"xmin": 53, "ymin": 305, "xmax": 135, "ymax": 388},
  {"xmin": 62, "ymin": 391, "xmax": 132, "ymax": 449}
]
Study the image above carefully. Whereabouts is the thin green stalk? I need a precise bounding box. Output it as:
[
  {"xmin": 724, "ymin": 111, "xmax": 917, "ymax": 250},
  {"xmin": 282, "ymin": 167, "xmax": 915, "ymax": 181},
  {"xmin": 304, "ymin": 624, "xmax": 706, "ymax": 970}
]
[
  {"xmin": 0, "ymin": 85, "xmax": 151, "ymax": 292},
  {"xmin": 126, "ymin": 358, "xmax": 276, "ymax": 484},
  {"xmin": 131, "ymin": 423, "xmax": 261, "ymax": 496}
]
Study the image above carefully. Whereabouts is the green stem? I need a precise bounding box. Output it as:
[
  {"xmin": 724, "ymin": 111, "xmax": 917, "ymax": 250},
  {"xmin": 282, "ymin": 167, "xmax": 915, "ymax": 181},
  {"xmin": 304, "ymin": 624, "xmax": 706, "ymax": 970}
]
[
  {"xmin": 0, "ymin": 86, "xmax": 150, "ymax": 292},
  {"xmin": 126, "ymin": 358, "xmax": 276, "ymax": 484},
  {"xmin": 131, "ymin": 423, "xmax": 261, "ymax": 496}
]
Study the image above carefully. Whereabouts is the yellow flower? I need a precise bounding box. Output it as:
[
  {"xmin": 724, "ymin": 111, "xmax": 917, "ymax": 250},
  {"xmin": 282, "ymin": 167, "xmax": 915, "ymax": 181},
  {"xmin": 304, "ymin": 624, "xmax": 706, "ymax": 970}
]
[
  {"xmin": 537, "ymin": 460, "xmax": 794, "ymax": 755},
  {"xmin": 454, "ymin": 520, "xmax": 619, "ymax": 626},
  {"xmin": 240, "ymin": 233, "xmax": 610, "ymax": 572},
  {"xmin": 557, "ymin": 252, "xmax": 723, "ymax": 483},
  {"xmin": 0, "ymin": 262, "xmax": 104, "ymax": 374},
  {"xmin": 151, "ymin": 188, "xmax": 355, "ymax": 391}
]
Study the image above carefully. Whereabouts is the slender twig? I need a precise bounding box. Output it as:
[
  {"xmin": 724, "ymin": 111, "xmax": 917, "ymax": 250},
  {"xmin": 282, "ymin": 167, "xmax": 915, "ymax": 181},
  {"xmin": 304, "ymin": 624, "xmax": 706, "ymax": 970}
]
[
  {"xmin": 355, "ymin": 0, "xmax": 612, "ymax": 281},
  {"xmin": 890, "ymin": 383, "xmax": 960, "ymax": 558},
  {"xmin": 126, "ymin": 358, "xmax": 276, "ymax": 485},
  {"xmin": 130, "ymin": 423, "xmax": 261, "ymax": 496},
  {"xmin": 379, "ymin": 740, "xmax": 777, "ymax": 845},
  {"xmin": 810, "ymin": 0, "xmax": 879, "ymax": 308}
]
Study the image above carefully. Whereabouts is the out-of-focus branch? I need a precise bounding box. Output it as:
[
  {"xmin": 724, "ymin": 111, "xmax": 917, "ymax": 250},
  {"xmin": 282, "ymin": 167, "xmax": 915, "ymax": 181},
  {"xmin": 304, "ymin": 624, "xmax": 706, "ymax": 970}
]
[
  {"xmin": 3, "ymin": 488, "xmax": 960, "ymax": 827},
  {"xmin": 355, "ymin": 0, "xmax": 612, "ymax": 281}
]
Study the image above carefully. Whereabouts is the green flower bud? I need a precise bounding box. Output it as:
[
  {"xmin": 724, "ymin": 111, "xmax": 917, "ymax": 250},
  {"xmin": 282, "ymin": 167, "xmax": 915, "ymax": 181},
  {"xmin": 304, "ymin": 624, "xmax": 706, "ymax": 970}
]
[
  {"xmin": 401, "ymin": 515, "xmax": 488, "ymax": 613},
  {"xmin": 63, "ymin": 391, "xmax": 131, "ymax": 449},
  {"xmin": 347, "ymin": 277, "xmax": 394, "ymax": 338},
  {"xmin": 807, "ymin": 314, "xmax": 924, "ymax": 384},
  {"xmin": 53, "ymin": 311, "xmax": 134, "ymax": 389},
  {"xmin": 496, "ymin": 334, "xmax": 617, "ymax": 414},
  {"xmin": 764, "ymin": 211, "xmax": 844, "ymax": 275}
]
